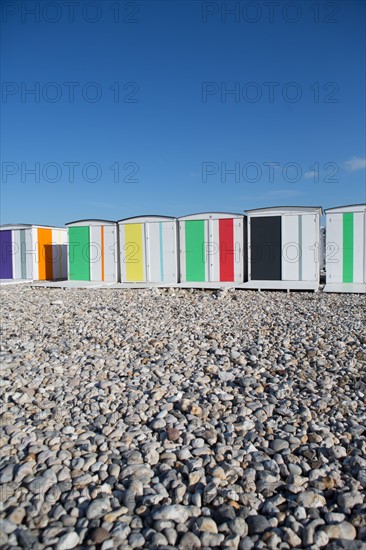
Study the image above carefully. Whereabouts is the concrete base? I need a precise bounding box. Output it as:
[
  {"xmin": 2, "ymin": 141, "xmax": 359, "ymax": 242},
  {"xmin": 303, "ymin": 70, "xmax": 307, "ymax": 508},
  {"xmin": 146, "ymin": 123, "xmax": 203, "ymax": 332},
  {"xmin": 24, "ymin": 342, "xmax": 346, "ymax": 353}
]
[
  {"xmin": 110, "ymin": 282, "xmax": 176, "ymax": 289},
  {"xmin": 324, "ymin": 282, "xmax": 366, "ymax": 294},
  {"xmin": 176, "ymin": 282, "xmax": 239, "ymax": 290},
  {"xmin": 240, "ymin": 280, "xmax": 319, "ymax": 292},
  {"xmin": 31, "ymin": 280, "xmax": 115, "ymax": 289},
  {"xmin": 0, "ymin": 279, "xmax": 32, "ymax": 285},
  {"xmin": 29, "ymin": 279, "xmax": 321, "ymax": 292},
  {"xmin": 111, "ymin": 281, "xmax": 319, "ymax": 291}
]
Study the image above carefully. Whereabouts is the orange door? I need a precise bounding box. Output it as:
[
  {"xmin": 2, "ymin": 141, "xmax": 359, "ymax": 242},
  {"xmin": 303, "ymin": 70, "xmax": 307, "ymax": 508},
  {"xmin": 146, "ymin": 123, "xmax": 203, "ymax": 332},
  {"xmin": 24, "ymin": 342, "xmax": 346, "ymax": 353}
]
[{"xmin": 37, "ymin": 228, "xmax": 53, "ymax": 280}]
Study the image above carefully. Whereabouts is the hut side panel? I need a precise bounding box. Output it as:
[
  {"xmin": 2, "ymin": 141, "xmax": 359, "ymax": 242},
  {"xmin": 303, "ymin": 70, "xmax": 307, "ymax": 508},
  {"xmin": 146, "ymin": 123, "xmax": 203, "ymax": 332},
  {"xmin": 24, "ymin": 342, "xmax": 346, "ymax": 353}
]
[
  {"xmin": 282, "ymin": 215, "xmax": 299, "ymax": 281},
  {"xmin": 104, "ymin": 225, "xmax": 118, "ymax": 282},
  {"xmin": 326, "ymin": 214, "xmax": 343, "ymax": 283},
  {"xmin": 353, "ymin": 212, "xmax": 366, "ymax": 284},
  {"xmin": 90, "ymin": 226, "xmax": 102, "ymax": 281},
  {"xmin": 145, "ymin": 222, "xmax": 161, "ymax": 282},
  {"xmin": 281, "ymin": 214, "xmax": 319, "ymax": 282},
  {"xmin": 51, "ymin": 229, "xmax": 68, "ymax": 280},
  {"xmin": 145, "ymin": 221, "xmax": 177, "ymax": 283},
  {"xmin": 12, "ymin": 229, "xmax": 33, "ymax": 280},
  {"xmin": 301, "ymin": 214, "xmax": 319, "ymax": 281},
  {"xmin": 161, "ymin": 222, "xmax": 178, "ymax": 283}
]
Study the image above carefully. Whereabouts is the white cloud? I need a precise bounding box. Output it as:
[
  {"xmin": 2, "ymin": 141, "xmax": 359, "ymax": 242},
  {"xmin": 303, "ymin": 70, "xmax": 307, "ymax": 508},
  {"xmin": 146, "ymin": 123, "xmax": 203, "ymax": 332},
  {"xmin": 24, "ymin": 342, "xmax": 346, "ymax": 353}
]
[
  {"xmin": 304, "ymin": 170, "xmax": 318, "ymax": 180},
  {"xmin": 344, "ymin": 156, "xmax": 366, "ymax": 171}
]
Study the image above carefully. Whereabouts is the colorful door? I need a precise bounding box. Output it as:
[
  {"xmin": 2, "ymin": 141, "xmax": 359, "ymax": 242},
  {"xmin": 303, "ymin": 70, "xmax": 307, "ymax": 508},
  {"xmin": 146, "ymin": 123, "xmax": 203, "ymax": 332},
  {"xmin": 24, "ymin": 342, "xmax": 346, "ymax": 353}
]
[
  {"xmin": 218, "ymin": 218, "xmax": 235, "ymax": 281},
  {"xmin": 352, "ymin": 212, "xmax": 366, "ymax": 284},
  {"xmin": 327, "ymin": 212, "xmax": 366, "ymax": 285},
  {"xmin": 342, "ymin": 213, "xmax": 353, "ymax": 283},
  {"xmin": 250, "ymin": 216, "xmax": 282, "ymax": 281},
  {"xmin": 37, "ymin": 228, "xmax": 53, "ymax": 280},
  {"xmin": 180, "ymin": 217, "xmax": 243, "ymax": 283},
  {"xmin": 123, "ymin": 223, "xmax": 145, "ymax": 282},
  {"xmin": 0, "ymin": 230, "xmax": 13, "ymax": 279},
  {"xmin": 185, "ymin": 220, "xmax": 206, "ymax": 282},
  {"xmin": 68, "ymin": 226, "xmax": 90, "ymax": 281}
]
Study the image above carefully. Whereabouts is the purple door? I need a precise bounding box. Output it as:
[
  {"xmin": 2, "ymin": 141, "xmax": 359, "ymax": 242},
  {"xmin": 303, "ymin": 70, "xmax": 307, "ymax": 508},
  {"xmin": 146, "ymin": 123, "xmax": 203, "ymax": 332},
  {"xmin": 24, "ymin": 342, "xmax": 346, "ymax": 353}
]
[{"xmin": 0, "ymin": 230, "xmax": 13, "ymax": 279}]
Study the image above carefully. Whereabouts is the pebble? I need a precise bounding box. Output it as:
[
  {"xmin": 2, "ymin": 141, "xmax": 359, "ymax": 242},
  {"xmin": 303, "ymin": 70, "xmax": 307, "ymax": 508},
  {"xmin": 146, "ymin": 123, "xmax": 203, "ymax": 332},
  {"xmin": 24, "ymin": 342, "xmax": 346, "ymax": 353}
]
[
  {"xmin": 16, "ymin": 529, "xmax": 38, "ymax": 548},
  {"xmin": 179, "ymin": 531, "xmax": 201, "ymax": 548},
  {"xmin": 313, "ymin": 530, "xmax": 329, "ymax": 547},
  {"xmin": 201, "ymin": 532, "xmax": 225, "ymax": 546},
  {"xmin": 152, "ymin": 505, "xmax": 190, "ymax": 523},
  {"xmin": 56, "ymin": 532, "xmax": 80, "ymax": 549},
  {"xmin": 196, "ymin": 517, "xmax": 218, "ymax": 533},
  {"xmin": 1, "ymin": 520, "xmax": 17, "ymax": 534},
  {"xmin": 246, "ymin": 515, "xmax": 272, "ymax": 534},
  {"xmin": 86, "ymin": 498, "xmax": 111, "ymax": 519},
  {"xmin": 271, "ymin": 439, "xmax": 290, "ymax": 452},
  {"xmin": 337, "ymin": 491, "xmax": 364, "ymax": 509},
  {"xmin": 89, "ymin": 527, "xmax": 110, "ymax": 544},
  {"xmin": 129, "ymin": 532, "xmax": 145, "ymax": 547},
  {"xmin": 166, "ymin": 427, "xmax": 181, "ymax": 441},
  {"xmin": 229, "ymin": 518, "xmax": 248, "ymax": 537},
  {"xmin": 296, "ymin": 491, "xmax": 327, "ymax": 508},
  {"xmin": 322, "ymin": 521, "xmax": 357, "ymax": 540},
  {"xmin": 282, "ymin": 526, "xmax": 302, "ymax": 547},
  {"xmin": 7, "ymin": 507, "xmax": 26, "ymax": 525}
]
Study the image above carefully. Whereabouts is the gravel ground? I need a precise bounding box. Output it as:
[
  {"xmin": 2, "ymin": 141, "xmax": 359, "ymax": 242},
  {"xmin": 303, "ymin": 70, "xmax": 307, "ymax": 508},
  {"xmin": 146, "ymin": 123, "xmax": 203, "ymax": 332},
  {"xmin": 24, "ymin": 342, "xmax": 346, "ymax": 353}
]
[{"xmin": 0, "ymin": 285, "xmax": 365, "ymax": 550}]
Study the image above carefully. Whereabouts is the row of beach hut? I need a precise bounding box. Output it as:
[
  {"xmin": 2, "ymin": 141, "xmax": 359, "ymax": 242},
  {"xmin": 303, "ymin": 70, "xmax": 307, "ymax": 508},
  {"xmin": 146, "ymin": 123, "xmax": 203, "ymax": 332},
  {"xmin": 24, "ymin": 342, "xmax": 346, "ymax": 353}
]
[{"xmin": 1, "ymin": 204, "xmax": 365, "ymax": 293}]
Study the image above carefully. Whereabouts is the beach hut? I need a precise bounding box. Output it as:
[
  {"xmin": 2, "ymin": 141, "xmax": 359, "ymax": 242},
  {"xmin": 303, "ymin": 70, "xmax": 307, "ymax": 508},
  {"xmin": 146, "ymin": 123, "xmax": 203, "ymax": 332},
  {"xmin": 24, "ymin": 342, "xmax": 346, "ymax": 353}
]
[
  {"xmin": 178, "ymin": 213, "xmax": 246, "ymax": 284},
  {"xmin": 244, "ymin": 206, "xmax": 322, "ymax": 290},
  {"xmin": 118, "ymin": 216, "xmax": 178, "ymax": 284},
  {"xmin": 0, "ymin": 224, "xmax": 67, "ymax": 281},
  {"xmin": 66, "ymin": 220, "xmax": 118, "ymax": 282},
  {"xmin": 324, "ymin": 204, "xmax": 366, "ymax": 293}
]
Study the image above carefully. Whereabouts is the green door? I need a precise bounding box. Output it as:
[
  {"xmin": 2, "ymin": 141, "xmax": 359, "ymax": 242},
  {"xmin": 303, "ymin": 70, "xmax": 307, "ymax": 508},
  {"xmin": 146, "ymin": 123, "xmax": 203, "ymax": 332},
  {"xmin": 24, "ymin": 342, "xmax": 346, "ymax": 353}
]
[
  {"xmin": 68, "ymin": 226, "xmax": 90, "ymax": 281},
  {"xmin": 343, "ymin": 213, "xmax": 353, "ymax": 283},
  {"xmin": 185, "ymin": 220, "xmax": 206, "ymax": 282}
]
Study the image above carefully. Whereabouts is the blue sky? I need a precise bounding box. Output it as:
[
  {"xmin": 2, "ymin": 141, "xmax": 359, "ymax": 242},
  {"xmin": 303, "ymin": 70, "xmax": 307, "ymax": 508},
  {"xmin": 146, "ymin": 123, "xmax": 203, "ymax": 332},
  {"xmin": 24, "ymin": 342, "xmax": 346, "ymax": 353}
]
[{"xmin": 1, "ymin": 0, "xmax": 365, "ymax": 226}]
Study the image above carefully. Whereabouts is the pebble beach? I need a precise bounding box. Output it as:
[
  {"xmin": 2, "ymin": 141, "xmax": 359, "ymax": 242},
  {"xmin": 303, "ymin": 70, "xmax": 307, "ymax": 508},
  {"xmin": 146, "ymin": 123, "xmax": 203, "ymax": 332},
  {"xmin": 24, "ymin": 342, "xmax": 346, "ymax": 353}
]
[{"xmin": 0, "ymin": 285, "xmax": 365, "ymax": 550}]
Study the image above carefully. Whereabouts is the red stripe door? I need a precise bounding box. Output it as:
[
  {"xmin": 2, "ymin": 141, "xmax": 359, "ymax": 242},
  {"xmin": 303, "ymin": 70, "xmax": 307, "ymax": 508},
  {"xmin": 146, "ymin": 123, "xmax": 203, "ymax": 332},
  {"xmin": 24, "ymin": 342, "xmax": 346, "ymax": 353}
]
[{"xmin": 219, "ymin": 218, "xmax": 234, "ymax": 281}]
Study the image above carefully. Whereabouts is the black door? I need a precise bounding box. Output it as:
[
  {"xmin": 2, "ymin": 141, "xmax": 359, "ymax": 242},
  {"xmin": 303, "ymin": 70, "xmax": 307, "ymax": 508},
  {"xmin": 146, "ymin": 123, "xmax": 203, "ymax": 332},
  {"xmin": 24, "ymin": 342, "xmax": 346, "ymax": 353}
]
[{"xmin": 250, "ymin": 216, "xmax": 282, "ymax": 280}]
